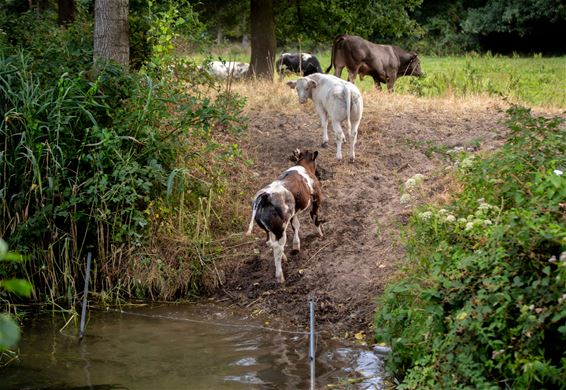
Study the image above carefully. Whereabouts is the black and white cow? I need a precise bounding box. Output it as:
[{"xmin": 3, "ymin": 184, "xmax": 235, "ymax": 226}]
[
  {"xmin": 275, "ymin": 53, "xmax": 323, "ymax": 81},
  {"xmin": 246, "ymin": 149, "xmax": 324, "ymax": 283}
]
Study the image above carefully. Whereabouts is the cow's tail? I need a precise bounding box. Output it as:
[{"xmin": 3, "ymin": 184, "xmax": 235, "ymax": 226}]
[
  {"xmin": 325, "ymin": 43, "xmax": 334, "ymax": 74},
  {"xmin": 246, "ymin": 193, "xmax": 263, "ymax": 235},
  {"xmin": 325, "ymin": 35, "xmax": 339, "ymax": 73},
  {"xmin": 345, "ymin": 85, "xmax": 352, "ymax": 136},
  {"xmin": 247, "ymin": 192, "xmax": 273, "ymax": 235}
]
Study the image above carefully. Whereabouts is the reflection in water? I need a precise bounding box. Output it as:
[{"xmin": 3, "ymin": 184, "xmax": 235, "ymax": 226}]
[{"xmin": 2, "ymin": 304, "xmax": 384, "ymax": 389}]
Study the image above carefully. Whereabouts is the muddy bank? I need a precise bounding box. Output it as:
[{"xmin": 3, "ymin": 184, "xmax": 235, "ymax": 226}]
[{"xmin": 211, "ymin": 87, "xmax": 511, "ymax": 340}]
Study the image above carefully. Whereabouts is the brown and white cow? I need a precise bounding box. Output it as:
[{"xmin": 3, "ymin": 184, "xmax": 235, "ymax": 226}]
[
  {"xmin": 246, "ymin": 149, "xmax": 323, "ymax": 283},
  {"xmin": 325, "ymin": 34, "xmax": 422, "ymax": 92}
]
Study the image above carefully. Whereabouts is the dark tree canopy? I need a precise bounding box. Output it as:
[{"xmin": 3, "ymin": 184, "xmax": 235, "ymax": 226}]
[
  {"xmin": 462, "ymin": 0, "xmax": 566, "ymax": 53},
  {"xmin": 194, "ymin": 0, "xmax": 566, "ymax": 54}
]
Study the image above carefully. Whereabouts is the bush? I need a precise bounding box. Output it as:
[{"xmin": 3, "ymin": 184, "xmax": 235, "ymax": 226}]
[
  {"xmin": 0, "ymin": 16, "xmax": 247, "ymax": 305},
  {"xmin": 374, "ymin": 107, "xmax": 566, "ymax": 389}
]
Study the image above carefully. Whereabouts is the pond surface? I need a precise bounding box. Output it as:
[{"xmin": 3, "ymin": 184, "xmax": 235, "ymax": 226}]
[{"xmin": 2, "ymin": 303, "xmax": 385, "ymax": 389}]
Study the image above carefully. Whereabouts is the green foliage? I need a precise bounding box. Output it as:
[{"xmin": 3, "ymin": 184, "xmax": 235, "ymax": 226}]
[
  {"xmin": 462, "ymin": 0, "xmax": 566, "ymax": 36},
  {"xmin": 0, "ymin": 239, "xmax": 32, "ymax": 352},
  {"xmin": 0, "ymin": 12, "xmax": 247, "ymax": 304},
  {"xmin": 374, "ymin": 107, "xmax": 566, "ymax": 388},
  {"xmin": 130, "ymin": 0, "xmax": 206, "ymax": 69},
  {"xmin": 274, "ymin": 0, "xmax": 423, "ymax": 48}
]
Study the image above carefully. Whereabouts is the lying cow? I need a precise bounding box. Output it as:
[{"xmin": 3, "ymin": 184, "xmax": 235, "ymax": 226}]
[
  {"xmin": 325, "ymin": 34, "xmax": 422, "ymax": 91},
  {"xmin": 206, "ymin": 60, "xmax": 249, "ymax": 79},
  {"xmin": 246, "ymin": 149, "xmax": 323, "ymax": 283},
  {"xmin": 275, "ymin": 53, "xmax": 323, "ymax": 81},
  {"xmin": 287, "ymin": 73, "xmax": 363, "ymax": 162}
]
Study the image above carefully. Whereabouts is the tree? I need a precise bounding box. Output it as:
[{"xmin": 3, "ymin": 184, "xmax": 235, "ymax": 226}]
[
  {"xmin": 93, "ymin": 0, "xmax": 130, "ymax": 70},
  {"xmin": 58, "ymin": 0, "xmax": 75, "ymax": 25},
  {"xmin": 461, "ymin": 0, "xmax": 566, "ymax": 53},
  {"xmin": 249, "ymin": 0, "xmax": 276, "ymax": 79}
]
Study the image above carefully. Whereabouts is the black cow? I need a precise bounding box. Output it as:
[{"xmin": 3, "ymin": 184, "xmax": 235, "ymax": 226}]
[{"xmin": 276, "ymin": 53, "xmax": 323, "ymax": 81}]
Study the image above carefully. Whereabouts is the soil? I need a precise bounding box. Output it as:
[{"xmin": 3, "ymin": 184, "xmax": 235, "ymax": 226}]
[{"xmin": 210, "ymin": 86, "xmax": 536, "ymax": 341}]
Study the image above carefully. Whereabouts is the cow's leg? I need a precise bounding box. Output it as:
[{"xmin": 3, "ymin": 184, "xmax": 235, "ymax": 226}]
[
  {"xmin": 348, "ymin": 65, "xmax": 361, "ymax": 83},
  {"xmin": 372, "ymin": 76, "xmax": 383, "ymax": 91},
  {"xmin": 315, "ymin": 104, "xmax": 330, "ymax": 148},
  {"xmin": 349, "ymin": 112, "xmax": 362, "ymax": 163},
  {"xmin": 331, "ymin": 120, "xmax": 345, "ymax": 160},
  {"xmin": 269, "ymin": 231, "xmax": 286, "ymax": 283},
  {"xmin": 310, "ymin": 200, "xmax": 324, "ymax": 238},
  {"xmin": 291, "ymin": 215, "xmax": 301, "ymax": 253},
  {"xmin": 334, "ymin": 66, "xmax": 344, "ymax": 79},
  {"xmin": 386, "ymin": 72, "xmax": 397, "ymax": 92}
]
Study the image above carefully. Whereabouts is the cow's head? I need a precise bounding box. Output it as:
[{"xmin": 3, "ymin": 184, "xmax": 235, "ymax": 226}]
[
  {"xmin": 287, "ymin": 77, "xmax": 317, "ymax": 104},
  {"xmin": 292, "ymin": 148, "xmax": 318, "ymax": 175},
  {"xmin": 406, "ymin": 52, "xmax": 423, "ymax": 77}
]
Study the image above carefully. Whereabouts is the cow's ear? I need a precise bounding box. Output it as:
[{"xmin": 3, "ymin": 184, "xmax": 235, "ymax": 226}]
[
  {"xmin": 313, "ymin": 151, "xmax": 318, "ymax": 160},
  {"xmin": 286, "ymin": 80, "xmax": 297, "ymax": 89},
  {"xmin": 289, "ymin": 148, "xmax": 302, "ymax": 162},
  {"xmin": 307, "ymin": 79, "xmax": 318, "ymax": 89}
]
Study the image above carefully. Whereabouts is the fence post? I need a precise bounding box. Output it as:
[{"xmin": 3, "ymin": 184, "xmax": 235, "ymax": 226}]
[
  {"xmin": 79, "ymin": 252, "xmax": 92, "ymax": 341},
  {"xmin": 309, "ymin": 298, "xmax": 315, "ymax": 390}
]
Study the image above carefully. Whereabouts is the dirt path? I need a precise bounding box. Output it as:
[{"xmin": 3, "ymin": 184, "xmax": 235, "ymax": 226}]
[{"xmin": 212, "ymin": 84, "xmax": 513, "ymax": 340}]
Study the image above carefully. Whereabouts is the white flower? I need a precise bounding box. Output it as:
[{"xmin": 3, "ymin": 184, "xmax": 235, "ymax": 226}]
[
  {"xmin": 405, "ymin": 174, "xmax": 425, "ymax": 191},
  {"xmin": 404, "ymin": 178, "xmax": 417, "ymax": 190},
  {"xmin": 549, "ymin": 256, "xmax": 557, "ymax": 263},
  {"xmin": 400, "ymin": 193, "xmax": 412, "ymax": 204},
  {"xmin": 465, "ymin": 222, "xmax": 474, "ymax": 231},
  {"xmin": 458, "ymin": 218, "xmax": 467, "ymax": 224},
  {"xmin": 446, "ymin": 215, "xmax": 456, "ymax": 222},
  {"xmin": 483, "ymin": 219, "xmax": 492, "ymax": 226},
  {"xmin": 419, "ymin": 211, "xmax": 433, "ymax": 221},
  {"xmin": 478, "ymin": 203, "xmax": 491, "ymax": 212},
  {"xmin": 554, "ymin": 169, "xmax": 563, "ymax": 176},
  {"xmin": 413, "ymin": 174, "xmax": 425, "ymax": 183},
  {"xmin": 558, "ymin": 294, "xmax": 566, "ymax": 304},
  {"xmin": 439, "ymin": 209, "xmax": 448, "ymax": 215}
]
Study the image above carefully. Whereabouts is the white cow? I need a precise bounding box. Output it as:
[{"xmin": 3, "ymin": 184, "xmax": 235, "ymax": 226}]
[
  {"xmin": 287, "ymin": 73, "xmax": 363, "ymax": 162},
  {"xmin": 207, "ymin": 61, "xmax": 249, "ymax": 79}
]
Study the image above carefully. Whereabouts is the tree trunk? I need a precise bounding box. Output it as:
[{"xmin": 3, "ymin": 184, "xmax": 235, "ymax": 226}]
[
  {"xmin": 58, "ymin": 0, "xmax": 75, "ymax": 25},
  {"xmin": 93, "ymin": 0, "xmax": 129, "ymax": 70},
  {"xmin": 249, "ymin": 0, "xmax": 276, "ymax": 80}
]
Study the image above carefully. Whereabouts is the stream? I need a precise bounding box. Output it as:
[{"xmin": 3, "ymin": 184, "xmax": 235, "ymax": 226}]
[{"xmin": 1, "ymin": 303, "xmax": 385, "ymax": 389}]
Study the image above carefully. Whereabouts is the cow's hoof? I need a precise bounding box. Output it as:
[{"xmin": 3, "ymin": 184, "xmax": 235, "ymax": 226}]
[
  {"xmin": 321, "ymin": 142, "xmax": 329, "ymax": 148},
  {"xmin": 349, "ymin": 157, "xmax": 355, "ymax": 163}
]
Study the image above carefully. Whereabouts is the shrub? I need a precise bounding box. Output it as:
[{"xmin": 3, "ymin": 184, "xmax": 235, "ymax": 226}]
[
  {"xmin": 0, "ymin": 21, "xmax": 247, "ymax": 305},
  {"xmin": 374, "ymin": 107, "xmax": 566, "ymax": 389}
]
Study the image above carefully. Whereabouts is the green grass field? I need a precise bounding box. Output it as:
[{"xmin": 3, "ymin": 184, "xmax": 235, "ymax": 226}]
[{"xmin": 188, "ymin": 50, "xmax": 566, "ymax": 109}]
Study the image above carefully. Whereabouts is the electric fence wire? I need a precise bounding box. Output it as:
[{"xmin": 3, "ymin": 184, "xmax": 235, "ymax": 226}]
[{"xmin": 103, "ymin": 307, "xmax": 317, "ymax": 336}]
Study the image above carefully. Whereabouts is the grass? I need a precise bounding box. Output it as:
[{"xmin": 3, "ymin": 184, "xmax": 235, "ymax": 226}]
[{"xmin": 186, "ymin": 47, "xmax": 566, "ymax": 110}]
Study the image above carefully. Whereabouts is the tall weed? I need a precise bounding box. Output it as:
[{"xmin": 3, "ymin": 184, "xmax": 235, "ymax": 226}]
[{"xmin": 0, "ymin": 31, "xmax": 247, "ymax": 305}]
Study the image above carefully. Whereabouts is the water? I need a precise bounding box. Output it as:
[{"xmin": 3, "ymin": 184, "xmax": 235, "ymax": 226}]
[{"xmin": 1, "ymin": 303, "xmax": 384, "ymax": 389}]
